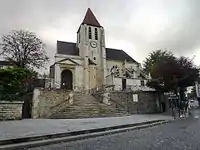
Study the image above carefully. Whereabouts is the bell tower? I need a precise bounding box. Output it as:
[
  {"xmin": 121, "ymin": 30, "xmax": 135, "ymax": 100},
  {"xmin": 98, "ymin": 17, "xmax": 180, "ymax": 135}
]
[{"xmin": 77, "ymin": 8, "xmax": 107, "ymax": 91}]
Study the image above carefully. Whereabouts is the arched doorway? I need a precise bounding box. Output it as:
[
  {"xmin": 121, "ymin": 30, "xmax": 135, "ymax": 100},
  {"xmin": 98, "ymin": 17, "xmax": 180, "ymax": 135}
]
[{"xmin": 61, "ymin": 69, "xmax": 73, "ymax": 90}]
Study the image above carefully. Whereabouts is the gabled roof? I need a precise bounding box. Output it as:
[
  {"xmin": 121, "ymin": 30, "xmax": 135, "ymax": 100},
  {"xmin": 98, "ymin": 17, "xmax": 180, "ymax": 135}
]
[
  {"xmin": 106, "ymin": 48, "xmax": 138, "ymax": 63},
  {"xmin": 56, "ymin": 41, "xmax": 138, "ymax": 63},
  {"xmin": 57, "ymin": 41, "xmax": 79, "ymax": 56},
  {"xmin": 56, "ymin": 58, "xmax": 80, "ymax": 65},
  {"xmin": 82, "ymin": 8, "xmax": 101, "ymax": 27}
]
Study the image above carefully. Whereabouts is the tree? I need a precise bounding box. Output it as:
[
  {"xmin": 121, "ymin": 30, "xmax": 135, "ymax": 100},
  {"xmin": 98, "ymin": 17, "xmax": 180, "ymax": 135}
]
[
  {"xmin": 0, "ymin": 30, "xmax": 49, "ymax": 69},
  {"xmin": 143, "ymin": 49, "xmax": 175, "ymax": 74},
  {"xmin": 144, "ymin": 50, "xmax": 199, "ymax": 101},
  {"xmin": 175, "ymin": 57, "xmax": 199, "ymax": 100}
]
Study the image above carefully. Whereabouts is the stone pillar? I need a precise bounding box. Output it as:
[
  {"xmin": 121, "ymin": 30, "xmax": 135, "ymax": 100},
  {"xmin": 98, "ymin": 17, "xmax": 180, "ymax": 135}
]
[
  {"xmin": 102, "ymin": 48, "xmax": 107, "ymax": 85},
  {"xmin": 84, "ymin": 57, "xmax": 89, "ymax": 92},
  {"xmin": 31, "ymin": 88, "xmax": 41, "ymax": 119},
  {"xmin": 101, "ymin": 28, "xmax": 107, "ymax": 86},
  {"xmin": 54, "ymin": 64, "xmax": 61, "ymax": 89}
]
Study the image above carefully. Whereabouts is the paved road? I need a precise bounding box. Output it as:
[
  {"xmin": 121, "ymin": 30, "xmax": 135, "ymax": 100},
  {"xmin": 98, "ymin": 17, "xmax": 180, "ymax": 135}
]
[
  {"xmin": 0, "ymin": 114, "xmax": 171, "ymax": 141},
  {"xmin": 29, "ymin": 110, "xmax": 200, "ymax": 150}
]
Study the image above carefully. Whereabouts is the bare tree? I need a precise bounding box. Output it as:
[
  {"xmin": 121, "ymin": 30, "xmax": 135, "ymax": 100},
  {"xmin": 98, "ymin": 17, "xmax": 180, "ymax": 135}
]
[{"xmin": 0, "ymin": 30, "xmax": 49, "ymax": 68}]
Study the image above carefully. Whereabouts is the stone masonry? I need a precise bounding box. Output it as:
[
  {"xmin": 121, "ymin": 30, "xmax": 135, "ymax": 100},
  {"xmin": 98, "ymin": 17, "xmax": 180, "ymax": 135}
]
[
  {"xmin": 32, "ymin": 88, "xmax": 127, "ymax": 119},
  {"xmin": 32, "ymin": 88, "xmax": 73, "ymax": 118},
  {"xmin": 0, "ymin": 101, "xmax": 24, "ymax": 120},
  {"xmin": 94, "ymin": 91, "xmax": 161, "ymax": 114}
]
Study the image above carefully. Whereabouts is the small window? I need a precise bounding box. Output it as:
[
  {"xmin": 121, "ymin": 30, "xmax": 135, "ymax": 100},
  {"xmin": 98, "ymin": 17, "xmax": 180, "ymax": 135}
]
[
  {"xmin": 89, "ymin": 27, "xmax": 92, "ymax": 39},
  {"xmin": 141, "ymin": 80, "xmax": 145, "ymax": 86},
  {"xmin": 95, "ymin": 28, "xmax": 98, "ymax": 40},
  {"xmin": 133, "ymin": 94, "xmax": 138, "ymax": 102},
  {"xmin": 94, "ymin": 57, "xmax": 96, "ymax": 60},
  {"xmin": 79, "ymin": 34, "xmax": 80, "ymax": 43}
]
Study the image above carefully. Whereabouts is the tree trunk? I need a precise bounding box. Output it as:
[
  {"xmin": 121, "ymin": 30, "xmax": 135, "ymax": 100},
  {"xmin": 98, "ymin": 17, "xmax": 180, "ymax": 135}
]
[
  {"xmin": 158, "ymin": 93, "xmax": 162, "ymax": 112},
  {"xmin": 179, "ymin": 87, "xmax": 185, "ymax": 117},
  {"xmin": 179, "ymin": 87, "xmax": 185, "ymax": 101}
]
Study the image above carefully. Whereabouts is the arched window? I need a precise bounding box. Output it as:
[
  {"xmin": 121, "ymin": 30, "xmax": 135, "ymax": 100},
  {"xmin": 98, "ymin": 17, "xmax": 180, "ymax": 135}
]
[
  {"xmin": 95, "ymin": 28, "xmax": 98, "ymax": 40},
  {"xmin": 89, "ymin": 27, "xmax": 92, "ymax": 39}
]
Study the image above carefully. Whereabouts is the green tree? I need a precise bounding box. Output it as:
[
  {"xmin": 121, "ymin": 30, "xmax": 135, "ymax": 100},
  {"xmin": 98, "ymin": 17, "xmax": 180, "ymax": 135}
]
[
  {"xmin": 0, "ymin": 68, "xmax": 37, "ymax": 101},
  {"xmin": 144, "ymin": 50, "xmax": 199, "ymax": 101},
  {"xmin": 0, "ymin": 30, "xmax": 49, "ymax": 69},
  {"xmin": 143, "ymin": 49, "xmax": 175, "ymax": 75}
]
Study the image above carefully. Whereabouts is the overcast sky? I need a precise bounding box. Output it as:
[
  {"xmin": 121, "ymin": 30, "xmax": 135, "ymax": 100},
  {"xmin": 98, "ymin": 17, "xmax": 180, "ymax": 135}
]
[{"xmin": 0, "ymin": 0, "xmax": 200, "ymax": 71}]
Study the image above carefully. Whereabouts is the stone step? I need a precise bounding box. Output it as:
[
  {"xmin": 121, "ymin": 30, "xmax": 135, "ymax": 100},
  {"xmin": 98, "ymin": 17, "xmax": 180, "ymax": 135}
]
[
  {"xmin": 57, "ymin": 108, "xmax": 122, "ymax": 113},
  {"xmin": 53, "ymin": 109, "xmax": 122, "ymax": 114},
  {"xmin": 49, "ymin": 94, "xmax": 128, "ymax": 119},
  {"xmin": 50, "ymin": 113, "xmax": 126, "ymax": 119}
]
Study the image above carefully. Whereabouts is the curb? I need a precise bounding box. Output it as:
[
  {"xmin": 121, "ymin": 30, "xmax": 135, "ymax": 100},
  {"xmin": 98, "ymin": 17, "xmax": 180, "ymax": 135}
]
[{"xmin": 0, "ymin": 119, "xmax": 171, "ymax": 150}]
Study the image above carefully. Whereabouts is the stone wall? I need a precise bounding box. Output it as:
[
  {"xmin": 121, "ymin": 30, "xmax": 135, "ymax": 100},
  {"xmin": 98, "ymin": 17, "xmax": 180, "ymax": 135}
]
[
  {"xmin": 0, "ymin": 101, "xmax": 24, "ymax": 120},
  {"xmin": 94, "ymin": 91, "xmax": 161, "ymax": 114},
  {"xmin": 32, "ymin": 88, "xmax": 73, "ymax": 118}
]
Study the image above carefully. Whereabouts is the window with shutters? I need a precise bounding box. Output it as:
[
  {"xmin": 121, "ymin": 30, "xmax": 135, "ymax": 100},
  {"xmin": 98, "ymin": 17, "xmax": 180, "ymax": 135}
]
[
  {"xmin": 95, "ymin": 28, "xmax": 98, "ymax": 40},
  {"xmin": 89, "ymin": 27, "xmax": 92, "ymax": 39}
]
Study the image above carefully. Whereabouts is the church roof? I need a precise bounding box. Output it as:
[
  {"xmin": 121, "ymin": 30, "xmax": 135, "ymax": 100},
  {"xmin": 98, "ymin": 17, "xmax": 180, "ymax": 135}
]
[
  {"xmin": 57, "ymin": 41, "xmax": 79, "ymax": 56},
  {"xmin": 56, "ymin": 41, "xmax": 138, "ymax": 63},
  {"xmin": 106, "ymin": 48, "xmax": 138, "ymax": 63},
  {"xmin": 82, "ymin": 8, "xmax": 101, "ymax": 27}
]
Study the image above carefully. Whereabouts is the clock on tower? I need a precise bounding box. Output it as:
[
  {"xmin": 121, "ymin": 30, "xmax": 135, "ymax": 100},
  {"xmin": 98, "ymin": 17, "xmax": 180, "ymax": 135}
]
[{"xmin": 90, "ymin": 41, "xmax": 97, "ymax": 48}]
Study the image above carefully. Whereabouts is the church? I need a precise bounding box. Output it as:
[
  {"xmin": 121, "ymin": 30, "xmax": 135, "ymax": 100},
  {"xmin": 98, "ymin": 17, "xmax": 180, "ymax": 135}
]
[{"xmin": 50, "ymin": 8, "xmax": 152, "ymax": 92}]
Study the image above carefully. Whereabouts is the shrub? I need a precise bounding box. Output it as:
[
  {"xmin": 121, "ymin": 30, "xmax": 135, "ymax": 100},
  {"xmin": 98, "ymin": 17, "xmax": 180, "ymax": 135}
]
[{"xmin": 0, "ymin": 68, "xmax": 37, "ymax": 101}]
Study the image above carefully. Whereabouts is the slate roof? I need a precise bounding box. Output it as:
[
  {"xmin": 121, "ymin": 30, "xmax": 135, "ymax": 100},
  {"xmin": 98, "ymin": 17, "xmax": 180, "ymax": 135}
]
[
  {"xmin": 57, "ymin": 41, "xmax": 79, "ymax": 56},
  {"xmin": 56, "ymin": 41, "xmax": 138, "ymax": 63},
  {"xmin": 82, "ymin": 8, "xmax": 101, "ymax": 27},
  {"xmin": 106, "ymin": 48, "xmax": 138, "ymax": 63}
]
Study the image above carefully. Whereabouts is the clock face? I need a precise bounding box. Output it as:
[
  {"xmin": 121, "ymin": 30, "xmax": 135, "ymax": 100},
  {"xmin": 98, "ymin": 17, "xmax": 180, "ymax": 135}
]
[{"xmin": 90, "ymin": 41, "xmax": 97, "ymax": 48}]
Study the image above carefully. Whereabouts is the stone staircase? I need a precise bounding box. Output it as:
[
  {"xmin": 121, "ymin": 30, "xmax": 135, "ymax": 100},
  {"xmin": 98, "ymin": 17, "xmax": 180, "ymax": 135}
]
[{"xmin": 49, "ymin": 93, "xmax": 128, "ymax": 119}]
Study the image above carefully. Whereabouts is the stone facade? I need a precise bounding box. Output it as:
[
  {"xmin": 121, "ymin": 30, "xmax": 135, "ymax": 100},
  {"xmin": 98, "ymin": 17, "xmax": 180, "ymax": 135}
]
[
  {"xmin": 0, "ymin": 101, "xmax": 24, "ymax": 120},
  {"xmin": 51, "ymin": 55, "xmax": 85, "ymax": 90},
  {"xmin": 94, "ymin": 91, "xmax": 162, "ymax": 114},
  {"xmin": 32, "ymin": 88, "xmax": 73, "ymax": 118},
  {"xmin": 50, "ymin": 8, "xmax": 151, "ymax": 93}
]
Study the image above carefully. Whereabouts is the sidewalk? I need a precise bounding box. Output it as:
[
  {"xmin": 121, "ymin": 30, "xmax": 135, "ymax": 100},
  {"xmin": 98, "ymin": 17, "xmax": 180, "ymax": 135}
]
[{"xmin": 0, "ymin": 114, "xmax": 172, "ymax": 142}]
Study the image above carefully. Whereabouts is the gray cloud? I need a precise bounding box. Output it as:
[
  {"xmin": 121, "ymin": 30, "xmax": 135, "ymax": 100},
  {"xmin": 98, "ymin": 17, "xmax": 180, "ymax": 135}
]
[{"xmin": 0, "ymin": 0, "xmax": 200, "ymax": 67}]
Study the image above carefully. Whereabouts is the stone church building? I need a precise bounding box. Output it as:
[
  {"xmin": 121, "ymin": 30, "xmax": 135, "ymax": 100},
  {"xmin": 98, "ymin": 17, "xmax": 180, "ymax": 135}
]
[{"xmin": 50, "ymin": 8, "xmax": 152, "ymax": 92}]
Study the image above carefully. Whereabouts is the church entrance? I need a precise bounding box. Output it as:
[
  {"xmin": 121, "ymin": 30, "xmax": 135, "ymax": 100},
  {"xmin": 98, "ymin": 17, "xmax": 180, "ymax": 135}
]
[{"xmin": 61, "ymin": 69, "xmax": 73, "ymax": 90}]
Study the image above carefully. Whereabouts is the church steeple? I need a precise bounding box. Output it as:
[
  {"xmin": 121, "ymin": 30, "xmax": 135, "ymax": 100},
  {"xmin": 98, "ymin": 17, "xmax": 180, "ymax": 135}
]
[{"xmin": 82, "ymin": 8, "xmax": 101, "ymax": 27}]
